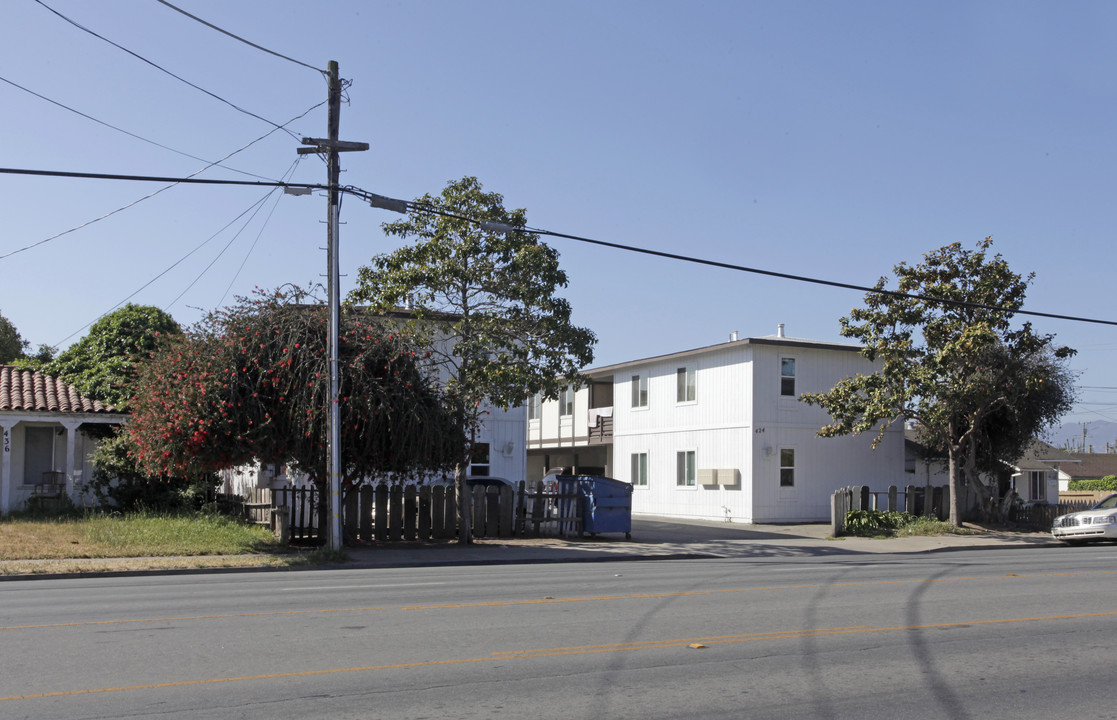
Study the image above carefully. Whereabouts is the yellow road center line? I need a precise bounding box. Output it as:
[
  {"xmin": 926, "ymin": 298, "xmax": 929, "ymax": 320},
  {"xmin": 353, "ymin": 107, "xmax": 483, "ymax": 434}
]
[{"xmin": 3, "ymin": 610, "xmax": 1116, "ymax": 703}]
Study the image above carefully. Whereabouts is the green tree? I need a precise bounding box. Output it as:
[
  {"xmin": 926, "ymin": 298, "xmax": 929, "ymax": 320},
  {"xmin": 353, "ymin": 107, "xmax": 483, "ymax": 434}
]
[
  {"xmin": 45, "ymin": 304, "xmax": 181, "ymax": 410},
  {"xmin": 89, "ymin": 432, "xmax": 218, "ymax": 512},
  {"xmin": 0, "ymin": 311, "xmax": 29, "ymax": 364},
  {"xmin": 801, "ymin": 238, "xmax": 1076, "ymax": 525},
  {"xmin": 347, "ymin": 176, "xmax": 596, "ymax": 541},
  {"xmin": 126, "ymin": 287, "xmax": 462, "ymax": 486}
]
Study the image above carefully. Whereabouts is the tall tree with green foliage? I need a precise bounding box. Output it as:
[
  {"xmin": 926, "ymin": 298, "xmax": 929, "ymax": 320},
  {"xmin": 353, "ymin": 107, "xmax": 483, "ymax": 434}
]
[
  {"xmin": 0, "ymin": 311, "xmax": 29, "ymax": 364},
  {"xmin": 347, "ymin": 176, "xmax": 597, "ymax": 541},
  {"xmin": 800, "ymin": 238, "xmax": 1076, "ymax": 525},
  {"xmin": 45, "ymin": 304, "xmax": 181, "ymax": 410}
]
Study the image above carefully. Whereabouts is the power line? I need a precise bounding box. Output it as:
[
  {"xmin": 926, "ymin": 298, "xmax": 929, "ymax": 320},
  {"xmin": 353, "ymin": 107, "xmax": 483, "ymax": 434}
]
[
  {"xmin": 383, "ymin": 197, "xmax": 1117, "ymax": 330},
  {"xmin": 34, "ymin": 0, "xmax": 302, "ymax": 139},
  {"xmin": 55, "ymin": 189, "xmax": 278, "ymax": 346},
  {"xmin": 166, "ymin": 186, "xmax": 283, "ymax": 311},
  {"xmin": 0, "ymin": 167, "xmax": 323, "ymax": 190},
  {"xmin": 13, "ymin": 163, "xmax": 1117, "ymax": 331},
  {"xmin": 217, "ymin": 159, "xmax": 303, "ymax": 307},
  {"xmin": 154, "ymin": 0, "xmax": 324, "ymax": 75},
  {"xmin": 0, "ymin": 74, "xmax": 275, "ymax": 182},
  {"xmin": 0, "ymin": 101, "xmax": 325, "ymax": 261}
]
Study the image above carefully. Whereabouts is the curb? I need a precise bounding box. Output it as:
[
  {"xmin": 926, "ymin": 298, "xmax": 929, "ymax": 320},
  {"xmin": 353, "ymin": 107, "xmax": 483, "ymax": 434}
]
[{"xmin": 0, "ymin": 536, "xmax": 1062, "ymax": 581}]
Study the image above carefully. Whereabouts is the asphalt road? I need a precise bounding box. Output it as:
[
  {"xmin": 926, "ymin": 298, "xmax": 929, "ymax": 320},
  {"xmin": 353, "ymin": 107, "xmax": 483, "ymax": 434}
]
[{"xmin": 1, "ymin": 545, "xmax": 1115, "ymax": 719}]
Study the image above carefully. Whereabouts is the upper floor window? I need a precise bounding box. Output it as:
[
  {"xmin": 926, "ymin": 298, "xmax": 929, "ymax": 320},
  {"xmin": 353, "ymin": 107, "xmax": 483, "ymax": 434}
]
[
  {"xmin": 676, "ymin": 366, "xmax": 696, "ymax": 403},
  {"xmin": 780, "ymin": 358, "xmax": 796, "ymax": 396},
  {"xmin": 631, "ymin": 374, "xmax": 648, "ymax": 408},
  {"xmin": 527, "ymin": 392, "xmax": 541, "ymax": 421},
  {"xmin": 559, "ymin": 385, "xmax": 574, "ymax": 417}
]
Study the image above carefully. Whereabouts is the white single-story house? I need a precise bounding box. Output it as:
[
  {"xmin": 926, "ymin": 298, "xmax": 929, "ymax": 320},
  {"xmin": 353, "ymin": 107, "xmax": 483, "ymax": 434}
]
[
  {"xmin": 221, "ymin": 402, "xmax": 527, "ymax": 498},
  {"xmin": 905, "ymin": 431, "xmax": 1074, "ymax": 505},
  {"xmin": 527, "ymin": 326, "xmax": 905, "ymax": 523},
  {"xmin": 0, "ymin": 365, "xmax": 126, "ymax": 514}
]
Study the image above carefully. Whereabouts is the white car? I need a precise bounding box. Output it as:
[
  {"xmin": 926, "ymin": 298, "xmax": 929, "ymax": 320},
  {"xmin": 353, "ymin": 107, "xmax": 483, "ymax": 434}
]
[{"xmin": 1051, "ymin": 494, "xmax": 1117, "ymax": 544}]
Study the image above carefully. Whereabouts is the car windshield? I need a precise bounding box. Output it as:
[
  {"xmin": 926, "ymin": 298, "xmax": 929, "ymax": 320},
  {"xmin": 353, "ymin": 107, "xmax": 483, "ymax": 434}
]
[{"xmin": 1093, "ymin": 495, "xmax": 1117, "ymax": 510}]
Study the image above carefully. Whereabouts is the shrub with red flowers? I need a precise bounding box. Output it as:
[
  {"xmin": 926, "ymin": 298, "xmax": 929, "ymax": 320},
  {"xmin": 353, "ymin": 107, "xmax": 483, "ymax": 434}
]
[{"xmin": 126, "ymin": 287, "xmax": 464, "ymax": 483}]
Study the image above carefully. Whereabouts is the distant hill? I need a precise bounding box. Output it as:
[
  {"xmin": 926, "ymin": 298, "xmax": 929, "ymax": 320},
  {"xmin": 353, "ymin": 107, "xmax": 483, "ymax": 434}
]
[{"xmin": 1045, "ymin": 421, "xmax": 1117, "ymax": 453}]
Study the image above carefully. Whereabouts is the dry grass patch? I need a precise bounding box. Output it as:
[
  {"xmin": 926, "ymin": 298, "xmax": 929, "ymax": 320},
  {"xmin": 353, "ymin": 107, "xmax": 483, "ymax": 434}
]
[{"xmin": 0, "ymin": 512, "xmax": 284, "ymax": 561}]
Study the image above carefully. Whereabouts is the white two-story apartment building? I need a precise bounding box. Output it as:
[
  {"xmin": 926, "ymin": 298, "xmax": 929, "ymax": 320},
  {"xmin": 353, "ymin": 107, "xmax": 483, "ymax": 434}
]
[{"xmin": 527, "ymin": 326, "xmax": 904, "ymax": 523}]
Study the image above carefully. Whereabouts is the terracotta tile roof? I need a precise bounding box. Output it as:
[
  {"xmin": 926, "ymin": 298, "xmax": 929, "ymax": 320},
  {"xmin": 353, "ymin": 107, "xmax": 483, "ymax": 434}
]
[{"xmin": 0, "ymin": 365, "xmax": 116, "ymax": 414}]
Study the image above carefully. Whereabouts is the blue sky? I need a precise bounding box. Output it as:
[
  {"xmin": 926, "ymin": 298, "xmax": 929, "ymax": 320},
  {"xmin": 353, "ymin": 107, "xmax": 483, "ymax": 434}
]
[{"xmin": 3, "ymin": 1, "xmax": 1116, "ymax": 435}]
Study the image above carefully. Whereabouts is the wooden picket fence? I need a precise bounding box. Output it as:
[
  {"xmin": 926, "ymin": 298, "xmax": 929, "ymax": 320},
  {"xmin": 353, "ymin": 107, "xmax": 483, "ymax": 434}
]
[
  {"xmin": 831, "ymin": 484, "xmax": 950, "ymax": 535},
  {"xmin": 831, "ymin": 484, "xmax": 1107, "ymax": 533},
  {"xmin": 1010, "ymin": 498, "xmax": 1096, "ymax": 529},
  {"xmin": 234, "ymin": 479, "xmax": 582, "ymax": 546}
]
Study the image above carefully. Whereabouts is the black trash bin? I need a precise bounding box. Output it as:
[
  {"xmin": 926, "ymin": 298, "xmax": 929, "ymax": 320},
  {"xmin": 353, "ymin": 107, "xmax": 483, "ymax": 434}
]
[{"xmin": 558, "ymin": 474, "xmax": 633, "ymax": 539}]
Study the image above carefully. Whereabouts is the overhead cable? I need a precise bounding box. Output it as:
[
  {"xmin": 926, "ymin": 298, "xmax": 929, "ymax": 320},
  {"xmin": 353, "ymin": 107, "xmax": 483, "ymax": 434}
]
[
  {"xmin": 154, "ymin": 0, "xmax": 324, "ymax": 75},
  {"xmin": 397, "ymin": 201, "xmax": 1117, "ymax": 330},
  {"xmin": 55, "ymin": 189, "xmax": 278, "ymax": 346},
  {"xmin": 0, "ymin": 74, "xmax": 275, "ymax": 182},
  {"xmin": 0, "ymin": 101, "xmax": 325, "ymax": 261},
  {"xmin": 166, "ymin": 185, "xmax": 282, "ymax": 310},
  {"xmin": 0, "ymin": 167, "xmax": 323, "ymax": 190},
  {"xmin": 216, "ymin": 158, "xmax": 304, "ymax": 307},
  {"xmin": 34, "ymin": 0, "xmax": 301, "ymax": 139}
]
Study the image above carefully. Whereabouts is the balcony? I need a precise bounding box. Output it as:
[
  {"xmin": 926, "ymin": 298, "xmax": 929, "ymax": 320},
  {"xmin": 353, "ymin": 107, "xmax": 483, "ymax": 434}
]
[{"xmin": 588, "ymin": 407, "xmax": 613, "ymax": 444}]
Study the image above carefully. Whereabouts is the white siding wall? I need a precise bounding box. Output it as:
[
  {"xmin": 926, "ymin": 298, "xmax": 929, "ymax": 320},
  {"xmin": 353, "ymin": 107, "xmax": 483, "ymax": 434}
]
[
  {"xmin": 526, "ymin": 337, "xmax": 906, "ymax": 524},
  {"xmin": 617, "ymin": 340, "xmax": 903, "ymax": 523},
  {"xmin": 615, "ymin": 345, "xmax": 757, "ymax": 522},
  {"xmin": 617, "ymin": 427, "xmax": 754, "ymax": 521},
  {"xmin": 749, "ymin": 343, "xmax": 904, "ymax": 522},
  {"xmin": 527, "ymin": 385, "xmax": 591, "ymax": 449}
]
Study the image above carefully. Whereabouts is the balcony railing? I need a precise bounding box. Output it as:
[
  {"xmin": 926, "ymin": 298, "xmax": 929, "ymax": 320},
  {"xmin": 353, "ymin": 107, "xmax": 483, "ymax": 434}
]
[{"xmin": 588, "ymin": 407, "xmax": 613, "ymax": 443}]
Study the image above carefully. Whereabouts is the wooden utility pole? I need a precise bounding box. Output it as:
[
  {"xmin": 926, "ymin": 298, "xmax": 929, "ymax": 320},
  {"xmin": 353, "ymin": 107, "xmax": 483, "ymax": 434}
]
[{"xmin": 299, "ymin": 61, "xmax": 367, "ymax": 550}]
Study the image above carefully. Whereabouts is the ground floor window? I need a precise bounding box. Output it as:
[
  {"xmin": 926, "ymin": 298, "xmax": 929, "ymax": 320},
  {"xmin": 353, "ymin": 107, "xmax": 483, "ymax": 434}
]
[
  {"xmin": 469, "ymin": 443, "xmax": 491, "ymax": 476},
  {"xmin": 631, "ymin": 452, "xmax": 648, "ymax": 486},
  {"xmin": 1029, "ymin": 470, "xmax": 1047, "ymax": 501},
  {"xmin": 676, "ymin": 450, "xmax": 695, "ymax": 487},
  {"xmin": 780, "ymin": 448, "xmax": 795, "ymax": 487}
]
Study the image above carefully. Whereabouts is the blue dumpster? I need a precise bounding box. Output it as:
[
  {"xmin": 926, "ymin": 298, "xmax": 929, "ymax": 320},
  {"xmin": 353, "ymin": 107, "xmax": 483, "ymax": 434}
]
[{"xmin": 558, "ymin": 475, "xmax": 633, "ymax": 539}]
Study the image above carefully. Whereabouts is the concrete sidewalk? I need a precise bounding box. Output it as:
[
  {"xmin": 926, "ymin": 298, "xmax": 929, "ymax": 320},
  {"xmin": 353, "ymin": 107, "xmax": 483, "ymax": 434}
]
[
  {"xmin": 342, "ymin": 515, "xmax": 1060, "ymax": 569},
  {"xmin": 0, "ymin": 516, "xmax": 1060, "ymax": 579}
]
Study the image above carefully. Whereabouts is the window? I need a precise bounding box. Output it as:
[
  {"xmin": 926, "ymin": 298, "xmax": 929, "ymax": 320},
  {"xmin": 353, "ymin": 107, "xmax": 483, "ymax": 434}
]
[
  {"xmin": 1029, "ymin": 470, "xmax": 1047, "ymax": 502},
  {"xmin": 559, "ymin": 385, "xmax": 574, "ymax": 417},
  {"xmin": 469, "ymin": 443, "xmax": 491, "ymax": 476},
  {"xmin": 631, "ymin": 452, "xmax": 648, "ymax": 487},
  {"xmin": 631, "ymin": 374, "xmax": 648, "ymax": 408},
  {"xmin": 676, "ymin": 366, "xmax": 696, "ymax": 403},
  {"xmin": 780, "ymin": 358, "xmax": 796, "ymax": 396},
  {"xmin": 676, "ymin": 450, "xmax": 696, "ymax": 487},
  {"xmin": 780, "ymin": 448, "xmax": 795, "ymax": 487},
  {"xmin": 23, "ymin": 426, "xmax": 56, "ymax": 485},
  {"xmin": 527, "ymin": 392, "xmax": 541, "ymax": 421}
]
